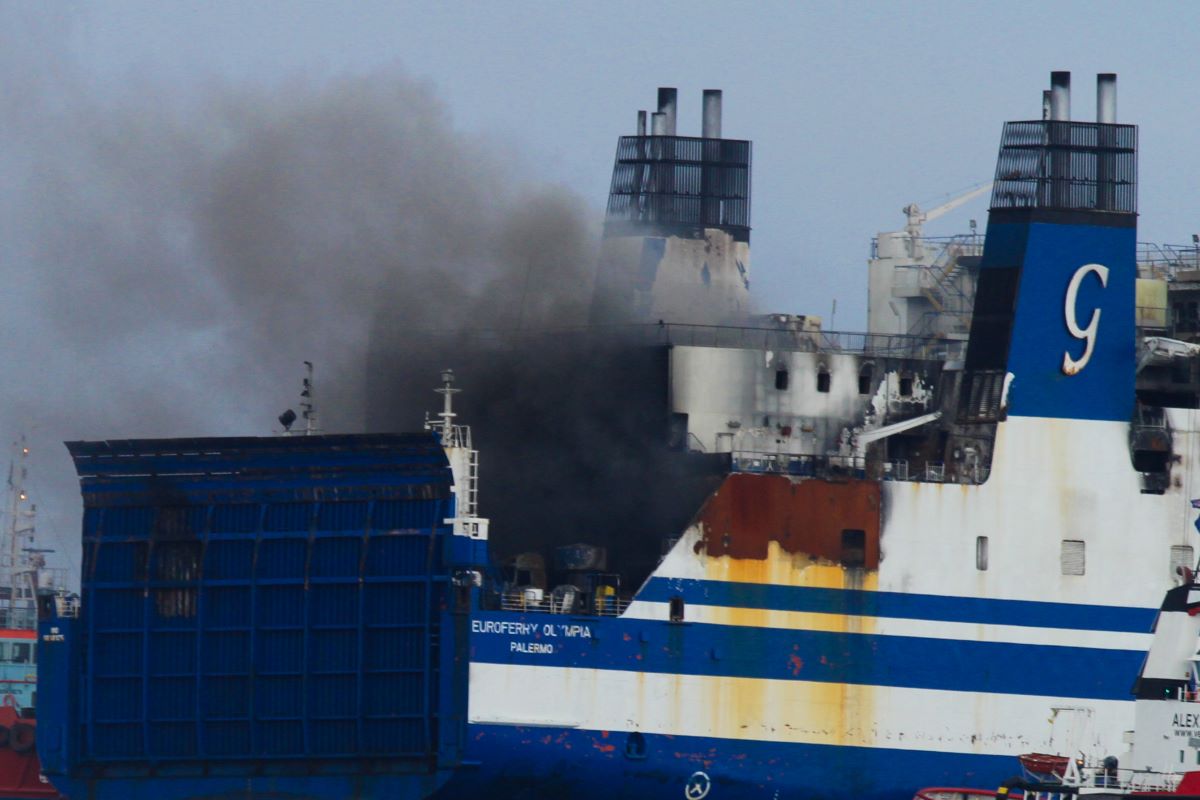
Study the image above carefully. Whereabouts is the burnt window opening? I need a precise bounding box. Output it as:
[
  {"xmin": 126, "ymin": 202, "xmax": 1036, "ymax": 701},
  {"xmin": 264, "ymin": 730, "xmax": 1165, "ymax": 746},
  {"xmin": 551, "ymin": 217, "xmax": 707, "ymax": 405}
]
[
  {"xmin": 858, "ymin": 367, "xmax": 874, "ymax": 395},
  {"xmin": 669, "ymin": 596, "xmax": 685, "ymax": 623},
  {"xmin": 840, "ymin": 529, "xmax": 866, "ymax": 568},
  {"xmin": 816, "ymin": 370, "xmax": 831, "ymax": 393},
  {"xmin": 899, "ymin": 376, "xmax": 914, "ymax": 397},
  {"xmin": 775, "ymin": 369, "xmax": 789, "ymax": 391},
  {"xmin": 625, "ymin": 731, "xmax": 647, "ymax": 760}
]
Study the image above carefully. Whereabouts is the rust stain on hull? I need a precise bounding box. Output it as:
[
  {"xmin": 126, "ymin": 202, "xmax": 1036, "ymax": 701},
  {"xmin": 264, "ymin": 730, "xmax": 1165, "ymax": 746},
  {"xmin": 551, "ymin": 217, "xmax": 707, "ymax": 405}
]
[{"xmin": 697, "ymin": 473, "xmax": 881, "ymax": 568}]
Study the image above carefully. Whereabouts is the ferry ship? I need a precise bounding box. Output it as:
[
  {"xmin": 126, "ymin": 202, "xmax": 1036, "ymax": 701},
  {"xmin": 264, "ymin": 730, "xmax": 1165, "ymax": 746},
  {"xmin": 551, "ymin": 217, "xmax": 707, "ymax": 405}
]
[{"xmin": 35, "ymin": 71, "xmax": 1200, "ymax": 800}]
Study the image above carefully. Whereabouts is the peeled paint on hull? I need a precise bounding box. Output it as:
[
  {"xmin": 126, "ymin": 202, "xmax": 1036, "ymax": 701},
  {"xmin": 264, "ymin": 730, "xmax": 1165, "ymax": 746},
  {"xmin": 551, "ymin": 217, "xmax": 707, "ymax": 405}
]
[{"xmin": 697, "ymin": 473, "xmax": 881, "ymax": 568}]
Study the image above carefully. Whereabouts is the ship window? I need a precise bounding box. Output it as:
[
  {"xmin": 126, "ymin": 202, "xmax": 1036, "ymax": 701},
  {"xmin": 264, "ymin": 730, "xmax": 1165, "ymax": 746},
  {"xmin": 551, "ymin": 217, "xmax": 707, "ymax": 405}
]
[
  {"xmin": 625, "ymin": 731, "xmax": 647, "ymax": 760},
  {"xmin": 669, "ymin": 596, "xmax": 685, "ymax": 623},
  {"xmin": 11, "ymin": 643, "xmax": 30, "ymax": 665},
  {"xmin": 817, "ymin": 370, "xmax": 831, "ymax": 393},
  {"xmin": 841, "ymin": 529, "xmax": 866, "ymax": 568},
  {"xmin": 1172, "ymin": 546, "xmax": 1194, "ymax": 579},
  {"xmin": 899, "ymin": 376, "xmax": 913, "ymax": 397},
  {"xmin": 1061, "ymin": 540, "xmax": 1086, "ymax": 576},
  {"xmin": 0, "ymin": 643, "xmax": 9, "ymax": 662},
  {"xmin": 859, "ymin": 366, "xmax": 874, "ymax": 395},
  {"xmin": 775, "ymin": 369, "xmax": 789, "ymax": 391},
  {"xmin": 976, "ymin": 536, "xmax": 989, "ymax": 571}
]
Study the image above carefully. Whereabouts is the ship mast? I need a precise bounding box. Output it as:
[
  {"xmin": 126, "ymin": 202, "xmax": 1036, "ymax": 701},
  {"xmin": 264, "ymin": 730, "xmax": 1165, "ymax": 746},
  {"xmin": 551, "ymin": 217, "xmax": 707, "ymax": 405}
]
[
  {"xmin": 2, "ymin": 437, "xmax": 39, "ymax": 630},
  {"xmin": 277, "ymin": 362, "xmax": 321, "ymax": 436},
  {"xmin": 301, "ymin": 360, "xmax": 319, "ymax": 435}
]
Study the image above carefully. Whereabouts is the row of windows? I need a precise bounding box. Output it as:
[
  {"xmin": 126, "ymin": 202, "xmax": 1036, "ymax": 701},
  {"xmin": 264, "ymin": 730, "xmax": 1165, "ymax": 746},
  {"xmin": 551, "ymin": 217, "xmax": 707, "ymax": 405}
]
[
  {"xmin": 773, "ymin": 366, "xmax": 913, "ymax": 397},
  {"xmin": 974, "ymin": 537, "xmax": 1193, "ymax": 578}
]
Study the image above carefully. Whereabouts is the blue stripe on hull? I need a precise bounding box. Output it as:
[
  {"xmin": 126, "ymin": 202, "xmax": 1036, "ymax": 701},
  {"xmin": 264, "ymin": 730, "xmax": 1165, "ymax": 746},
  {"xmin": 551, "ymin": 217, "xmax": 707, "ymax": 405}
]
[
  {"xmin": 471, "ymin": 613, "xmax": 1146, "ymax": 700},
  {"xmin": 44, "ymin": 769, "xmax": 454, "ymax": 800},
  {"xmin": 452, "ymin": 724, "xmax": 1017, "ymax": 800},
  {"xmin": 636, "ymin": 578, "xmax": 1157, "ymax": 634}
]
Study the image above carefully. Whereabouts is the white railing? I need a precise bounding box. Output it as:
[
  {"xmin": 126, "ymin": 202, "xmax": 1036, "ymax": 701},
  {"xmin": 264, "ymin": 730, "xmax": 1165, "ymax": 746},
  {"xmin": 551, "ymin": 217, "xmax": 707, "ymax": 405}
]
[
  {"xmin": 1023, "ymin": 758, "xmax": 1183, "ymax": 797},
  {"xmin": 499, "ymin": 591, "xmax": 630, "ymax": 617},
  {"xmin": 731, "ymin": 451, "xmax": 863, "ymax": 476}
]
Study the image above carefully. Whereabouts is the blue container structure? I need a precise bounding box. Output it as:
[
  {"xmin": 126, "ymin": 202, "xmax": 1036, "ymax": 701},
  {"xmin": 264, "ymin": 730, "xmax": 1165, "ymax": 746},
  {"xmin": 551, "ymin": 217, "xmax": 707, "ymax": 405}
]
[{"xmin": 38, "ymin": 434, "xmax": 478, "ymax": 799}]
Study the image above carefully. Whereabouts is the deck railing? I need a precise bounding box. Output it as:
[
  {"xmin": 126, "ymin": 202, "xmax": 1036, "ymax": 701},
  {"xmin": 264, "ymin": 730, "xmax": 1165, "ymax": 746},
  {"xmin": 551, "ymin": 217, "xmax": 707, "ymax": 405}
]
[{"xmin": 499, "ymin": 590, "xmax": 630, "ymax": 617}]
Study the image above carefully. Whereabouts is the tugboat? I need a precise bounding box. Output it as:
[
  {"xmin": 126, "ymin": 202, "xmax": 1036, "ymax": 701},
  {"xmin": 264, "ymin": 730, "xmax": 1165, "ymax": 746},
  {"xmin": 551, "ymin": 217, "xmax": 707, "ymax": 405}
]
[{"xmin": 0, "ymin": 439, "xmax": 65, "ymax": 799}]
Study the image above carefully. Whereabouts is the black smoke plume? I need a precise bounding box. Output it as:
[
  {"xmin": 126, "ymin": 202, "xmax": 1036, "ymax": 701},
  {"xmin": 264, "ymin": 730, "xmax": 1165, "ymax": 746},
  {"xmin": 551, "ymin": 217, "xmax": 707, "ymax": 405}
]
[{"xmin": 3, "ymin": 18, "xmax": 723, "ymax": 585}]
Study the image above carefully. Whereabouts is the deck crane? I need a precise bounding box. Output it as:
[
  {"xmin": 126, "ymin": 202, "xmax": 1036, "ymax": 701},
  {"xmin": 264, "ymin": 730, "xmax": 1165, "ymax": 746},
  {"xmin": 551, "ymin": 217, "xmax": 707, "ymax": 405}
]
[{"xmin": 898, "ymin": 182, "xmax": 993, "ymax": 259}]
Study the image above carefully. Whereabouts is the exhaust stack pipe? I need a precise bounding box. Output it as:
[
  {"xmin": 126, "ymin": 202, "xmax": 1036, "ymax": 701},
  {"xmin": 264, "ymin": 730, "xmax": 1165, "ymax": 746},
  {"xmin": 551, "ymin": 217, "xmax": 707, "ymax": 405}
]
[
  {"xmin": 1050, "ymin": 71, "xmax": 1071, "ymax": 121},
  {"xmin": 637, "ymin": 110, "xmax": 647, "ymax": 137},
  {"xmin": 650, "ymin": 112, "xmax": 667, "ymax": 136},
  {"xmin": 657, "ymin": 87, "xmax": 677, "ymax": 136},
  {"xmin": 702, "ymin": 90, "xmax": 722, "ymax": 139},
  {"xmin": 1042, "ymin": 90, "xmax": 1052, "ymax": 121},
  {"xmin": 1097, "ymin": 73, "xmax": 1117, "ymax": 123}
]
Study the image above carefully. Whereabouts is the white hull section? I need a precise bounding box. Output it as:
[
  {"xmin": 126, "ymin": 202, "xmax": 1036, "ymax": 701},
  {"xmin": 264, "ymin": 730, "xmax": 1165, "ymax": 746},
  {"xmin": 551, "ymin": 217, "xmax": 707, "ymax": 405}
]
[{"xmin": 468, "ymin": 662, "xmax": 1129, "ymax": 757}]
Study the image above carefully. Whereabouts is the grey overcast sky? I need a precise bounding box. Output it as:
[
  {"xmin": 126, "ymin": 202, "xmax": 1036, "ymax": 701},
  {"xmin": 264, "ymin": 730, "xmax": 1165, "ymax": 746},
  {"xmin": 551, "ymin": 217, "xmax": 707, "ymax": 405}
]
[
  {"xmin": 42, "ymin": 0, "xmax": 1200, "ymax": 322},
  {"xmin": 4, "ymin": 1, "xmax": 1200, "ymax": 578}
]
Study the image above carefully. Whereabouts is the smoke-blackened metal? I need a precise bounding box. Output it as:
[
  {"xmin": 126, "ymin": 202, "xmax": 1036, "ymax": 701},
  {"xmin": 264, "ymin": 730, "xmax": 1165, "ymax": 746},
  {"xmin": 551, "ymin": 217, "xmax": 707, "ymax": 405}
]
[{"xmin": 657, "ymin": 87, "xmax": 677, "ymax": 136}]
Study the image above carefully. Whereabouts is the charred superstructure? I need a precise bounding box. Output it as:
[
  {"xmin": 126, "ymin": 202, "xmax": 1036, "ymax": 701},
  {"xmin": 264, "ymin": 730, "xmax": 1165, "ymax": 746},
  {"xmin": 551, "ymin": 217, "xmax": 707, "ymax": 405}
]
[
  {"xmin": 36, "ymin": 73, "xmax": 1200, "ymax": 800},
  {"xmin": 591, "ymin": 87, "xmax": 752, "ymax": 323}
]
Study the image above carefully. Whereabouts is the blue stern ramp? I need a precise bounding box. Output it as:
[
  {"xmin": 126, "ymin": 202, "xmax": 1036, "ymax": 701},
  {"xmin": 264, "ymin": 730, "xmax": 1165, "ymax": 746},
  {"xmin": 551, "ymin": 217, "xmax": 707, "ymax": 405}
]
[{"xmin": 38, "ymin": 433, "xmax": 482, "ymax": 800}]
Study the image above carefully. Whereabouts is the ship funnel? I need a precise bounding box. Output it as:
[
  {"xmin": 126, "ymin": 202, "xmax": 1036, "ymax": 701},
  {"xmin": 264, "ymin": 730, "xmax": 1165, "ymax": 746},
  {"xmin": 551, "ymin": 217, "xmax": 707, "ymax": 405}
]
[
  {"xmin": 1049, "ymin": 71, "xmax": 1070, "ymax": 120},
  {"xmin": 593, "ymin": 86, "xmax": 751, "ymax": 324},
  {"xmin": 657, "ymin": 87, "xmax": 677, "ymax": 136},
  {"xmin": 702, "ymin": 90, "xmax": 722, "ymax": 138},
  {"xmin": 637, "ymin": 110, "xmax": 647, "ymax": 137},
  {"xmin": 964, "ymin": 72, "xmax": 1137, "ymax": 423},
  {"xmin": 1097, "ymin": 73, "xmax": 1117, "ymax": 123},
  {"xmin": 1042, "ymin": 90, "xmax": 1052, "ymax": 121}
]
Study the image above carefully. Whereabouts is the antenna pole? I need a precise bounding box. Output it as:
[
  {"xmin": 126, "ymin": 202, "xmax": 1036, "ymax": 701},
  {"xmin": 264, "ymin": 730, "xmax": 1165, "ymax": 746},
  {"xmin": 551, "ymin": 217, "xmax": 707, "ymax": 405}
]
[
  {"xmin": 301, "ymin": 361, "xmax": 320, "ymax": 436},
  {"xmin": 4, "ymin": 437, "xmax": 37, "ymax": 629},
  {"xmin": 434, "ymin": 369, "xmax": 461, "ymax": 442}
]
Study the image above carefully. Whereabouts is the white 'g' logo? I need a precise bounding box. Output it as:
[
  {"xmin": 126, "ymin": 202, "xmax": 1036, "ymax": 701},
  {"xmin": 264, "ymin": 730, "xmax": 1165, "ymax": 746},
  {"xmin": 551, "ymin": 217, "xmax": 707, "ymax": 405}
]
[{"xmin": 1061, "ymin": 263, "xmax": 1109, "ymax": 376}]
